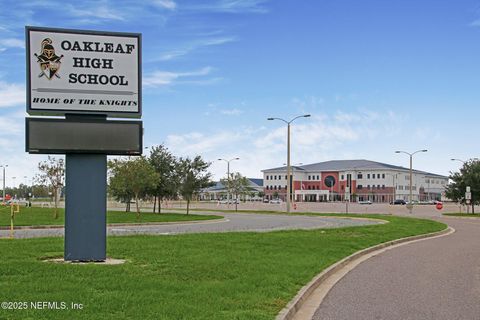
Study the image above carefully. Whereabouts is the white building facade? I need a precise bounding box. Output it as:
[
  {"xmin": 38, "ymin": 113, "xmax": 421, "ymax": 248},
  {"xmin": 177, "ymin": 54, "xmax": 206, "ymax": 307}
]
[{"xmin": 262, "ymin": 160, "xmax": 448, "ymax": 203}]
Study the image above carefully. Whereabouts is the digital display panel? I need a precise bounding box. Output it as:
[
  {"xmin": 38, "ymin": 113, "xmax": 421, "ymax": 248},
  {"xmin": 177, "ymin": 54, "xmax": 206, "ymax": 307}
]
[{"xmin": 26, "ymin": 118, "xmax": 142, "ymax": 155}]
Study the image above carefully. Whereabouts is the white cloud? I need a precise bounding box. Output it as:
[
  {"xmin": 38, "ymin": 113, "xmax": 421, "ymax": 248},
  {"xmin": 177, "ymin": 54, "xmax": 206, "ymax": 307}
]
[
  {"xmin": 220, "ymin": 108, "xmax": 243, "ymax": 116},
  {"xmin": 188, "ymin": 0, "xmax": 269, "ymax": 13},
  {"xmin": 0, "ymin": 82, "xmax": 25, "ymax": 108},
  {"xmin": 152, "ymin": 0, "xmax": 177, "ymax": 10},
  {"xmin": 143, "ymin": 67, "xmax": 214, "ymax": 87},
  {"xmin": 470, "ymin": 19, "xmax": 480, "ymax": 27},
  {"xmin": 66, "ymin": 4, "xmax": 125, "ymax": 21},
  {"xmin": 162, "ymin": 109, "xmax": 406, "ymax": 180},
  {"xmin": 154, "ymin": 37, "xmax": 235, "ymax": 61},
  {"xmin": 0, "ymin": 38, "xmax": 24, "ymax": 49}
]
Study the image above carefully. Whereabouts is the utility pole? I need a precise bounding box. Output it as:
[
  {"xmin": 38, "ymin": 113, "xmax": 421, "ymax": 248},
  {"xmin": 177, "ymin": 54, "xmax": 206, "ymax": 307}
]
[
  {"xmin": 395, "ymin": 149, "xmax": 428, "ymax": 213},
  {"xmin": 268, "ymin": 115, "xmax": 311, "ymax": 213},
  {"xmin": 218, "ymin": 158, "xmax": 240, "ymax": 204}
]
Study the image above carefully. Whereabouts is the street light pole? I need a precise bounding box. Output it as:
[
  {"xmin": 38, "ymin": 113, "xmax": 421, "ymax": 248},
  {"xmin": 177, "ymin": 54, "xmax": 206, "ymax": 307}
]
[
  {"xmin": 0, "ymin": 165, "xmax": 7, "ymax": 203},
  {"xmin": 284, "ymin": 162, "xmax": 302, "ymax": 202},
  {"xmin": 268, "ymin": 114, "xmax": 311, "ymax": 213},
  {"xmin": 218, "ymin": 157, "xmax": 240, "ymax": 204},
  {"xmin": 395, "ymin": 149, "xmax": 428, "ymax": 213}
]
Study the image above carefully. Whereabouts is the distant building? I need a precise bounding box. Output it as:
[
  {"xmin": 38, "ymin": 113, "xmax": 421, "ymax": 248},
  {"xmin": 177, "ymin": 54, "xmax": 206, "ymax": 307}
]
[
  {"xmin": 199, "ymin": 178, "xmax": 264, "ymax": 201},
  {"xmin": 262, "ymin": 160, "xmax": 448, "ymax": 203}
]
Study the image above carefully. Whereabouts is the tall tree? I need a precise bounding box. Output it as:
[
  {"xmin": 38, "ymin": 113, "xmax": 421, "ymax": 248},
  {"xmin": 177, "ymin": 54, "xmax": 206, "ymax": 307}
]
[
  {"xmin": 177, "ymin": 156, "xmax": 213, "ymax": 215},
  {"xmin": 148, "ymin": 145, "xmax": 178, "ymax": 213},
  {"xmin": 129, "ymin": 157, "xmax": 159, "ymax": 217},
  {"xmin": 220, "ymin": 173, "xmax": 253, "ymax": 211},
  {"xmin": 36, "ymin": 156, "xmax": 65, "ymax": 219},
  {"xmin": 108, "ymin": 157, "xmax": 159, "ymax": 216},
  {"xmin": 445, "ymin": 159, "xmax": 480, "ymax": 214},
  {"xmin": 108, "ymin": 159, "xmax": 134, "ymax": 212}
]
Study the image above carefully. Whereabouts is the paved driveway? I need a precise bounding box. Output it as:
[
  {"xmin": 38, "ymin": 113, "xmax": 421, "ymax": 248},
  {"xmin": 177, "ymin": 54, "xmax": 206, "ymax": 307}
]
[
  {"xmin": 313, "ymin": 216, "xmax": 480, "ymax": 320},
  {"xmin": 0, "ymin": 212, "xmax": 380, "ymax": 239}
]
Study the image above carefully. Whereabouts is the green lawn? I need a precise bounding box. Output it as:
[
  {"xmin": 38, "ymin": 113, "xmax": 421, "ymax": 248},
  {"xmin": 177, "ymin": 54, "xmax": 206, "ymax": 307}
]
[
  {"xmin": 0, "ymin": 214, "xmax": 445, "ymax": 320},
  {"xmin": 0, "ymin": 206, "xmax": 222, "ymax": 227}
]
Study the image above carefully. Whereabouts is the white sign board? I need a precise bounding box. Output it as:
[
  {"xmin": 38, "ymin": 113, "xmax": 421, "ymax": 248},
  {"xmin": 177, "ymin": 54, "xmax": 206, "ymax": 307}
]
[
  {"xmin": 466, "ymin": 186, "xmax": 471, "ymax": 193},
  {"xmin": 26, "ymin": 27, "xmax": 141, "ymax": 118},
  {"xmin": 465, "ymin": 192, "xmax": 472, "ymax": 200}
]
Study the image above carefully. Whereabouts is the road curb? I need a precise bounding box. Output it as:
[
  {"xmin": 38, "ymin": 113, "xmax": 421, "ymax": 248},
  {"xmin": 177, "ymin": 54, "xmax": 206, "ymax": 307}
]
[
  {"xmin": 442, "ymin": 214, "xmax": 480, "ymax": 220},
  {"xmin": 0, "ymin": 217, "xmax": 226, "ymax": 231},
  {"xmin": 276, "ymin": 225, "xmax": 454, "ymax": 320}
]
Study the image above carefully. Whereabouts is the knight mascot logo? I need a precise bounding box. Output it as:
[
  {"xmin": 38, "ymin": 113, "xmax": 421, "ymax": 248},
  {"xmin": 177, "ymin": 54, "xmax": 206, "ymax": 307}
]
[{"xmin": 34, "ymin": 38, "xmax": 63, "ymax": 80}]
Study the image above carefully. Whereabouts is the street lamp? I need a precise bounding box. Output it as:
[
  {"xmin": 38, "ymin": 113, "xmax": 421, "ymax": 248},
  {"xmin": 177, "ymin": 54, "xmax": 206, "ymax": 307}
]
[
  {"xmin": 0, "ymin": 165, "xmax": 7, "ymax": 203},
  {"xmin": 395, "ymin": 149, "xmax": 428, "ymax": 213},
  {"xmin": 218, "ymin": 157, "xmax": 240, "ymax": 204},
  {"xmin": 268, "ymin": 114, "xmax": 311, "ymax": 213},
  {"xmin": 451, "ymin": 158, "xmax": 478, "ymax": 165},
  {"xmin": 23, "ymin": 176, "xmax": 28, "ymax": 200}
]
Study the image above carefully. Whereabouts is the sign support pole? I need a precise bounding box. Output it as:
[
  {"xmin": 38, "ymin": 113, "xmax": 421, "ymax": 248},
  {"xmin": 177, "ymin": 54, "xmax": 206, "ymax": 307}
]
[{"xmin": 64, "ymin": 153, "xmax": 107, "ymax": 261}]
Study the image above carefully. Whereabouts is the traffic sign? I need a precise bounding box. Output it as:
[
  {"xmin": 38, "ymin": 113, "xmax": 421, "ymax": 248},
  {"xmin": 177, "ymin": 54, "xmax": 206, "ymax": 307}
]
[{"xmin": 465, "ymin": 192, "xmax": 471, "ymax": 200}]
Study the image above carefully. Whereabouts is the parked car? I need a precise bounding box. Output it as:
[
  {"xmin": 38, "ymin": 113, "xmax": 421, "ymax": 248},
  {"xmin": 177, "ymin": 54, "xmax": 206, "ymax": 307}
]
[
  {"xmin": 269, "ymin": 199, "xmax": 283, "ymax": 204},
  {"xmin": 219, "ymin": 199, "xmax": 239, "ymax": 204},
  {"xmin": 358, "ymin": 200, "xmax": 372, "ymax": 205},
  {"xmin": 391, "ymin": 199, "xmax": 407, "ymax": 205}
]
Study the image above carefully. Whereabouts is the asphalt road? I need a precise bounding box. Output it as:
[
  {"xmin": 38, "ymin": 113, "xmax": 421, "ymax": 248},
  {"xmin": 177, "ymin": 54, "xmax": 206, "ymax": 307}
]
[
  {"xmin": 313, "ymin": 216, "xmax": 480, "ymax": 320},
  {"xmin": 0, "ymin": 212, "xmax": 379, "ymax": 239}
]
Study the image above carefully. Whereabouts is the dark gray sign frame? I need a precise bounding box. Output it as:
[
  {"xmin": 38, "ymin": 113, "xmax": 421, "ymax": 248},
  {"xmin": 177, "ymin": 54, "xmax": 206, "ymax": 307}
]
[
  {"xmin": 25, "ymin": 117, "xmax": 143, "ymax": 155},
  {"xmin": 26, "ymin": 26, "xmax": 142, "ymax": 118}
]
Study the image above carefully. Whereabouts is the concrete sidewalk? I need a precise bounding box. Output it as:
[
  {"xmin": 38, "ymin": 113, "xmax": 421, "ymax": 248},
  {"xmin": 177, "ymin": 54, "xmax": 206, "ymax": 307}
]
[{"xmin": 312, "ymin": 216, "xmax": 480, "ymax": 320}]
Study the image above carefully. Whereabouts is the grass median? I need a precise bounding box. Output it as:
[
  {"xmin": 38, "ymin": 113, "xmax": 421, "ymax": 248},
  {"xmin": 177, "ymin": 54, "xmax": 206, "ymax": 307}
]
[
  {"xmin": 0, "ymin": 214, "xmax": 445, "ymax": 320},
  {"xmin": 0, "ymin": 206, "xmax": 222, "ymax": 227}
]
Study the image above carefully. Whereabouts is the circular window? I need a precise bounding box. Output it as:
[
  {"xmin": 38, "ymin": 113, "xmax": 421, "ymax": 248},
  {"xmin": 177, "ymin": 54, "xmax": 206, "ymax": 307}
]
[{"xmin": 324, "ymin": 175, "xmax": 336, "ymax": 188}]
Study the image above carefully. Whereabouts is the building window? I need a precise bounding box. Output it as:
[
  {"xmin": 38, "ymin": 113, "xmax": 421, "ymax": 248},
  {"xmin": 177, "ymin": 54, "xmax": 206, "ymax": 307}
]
[
  {"xmin": 367, "ymin": 185, "xmax": 371, "ymax": 189},
  {"xmin": 372, "ymin": 185, "xmax": 375, "ymax": 189},
  {"xmin": 382, "ymin": 174, "xmax": 385, "ymax": 179},
  {"xmin": 377, "ymin": 174, "xmax": 380, "ymax": 179},
  {"xmin": 377, "ymin": 185, "xmax": 381, "ymax": 189},
  {"xmin": 285, "ymin": 186, "xmax": 288, "ymax": 190},
  {"xmin": 357, "ymin": 185, "xmax": 363, "ymax": 189},
  {"xmin": 372, "ymin": 174, "xmax": 375, "ymax": 179},
  {"xmin": 341, "ymin": 175, "xmax": 344, "ymax": 180},
  {"xmin": 367, "ymin": 174, "xmax": 370, "ymax": 179},
  {"xmin": 316, "ymin": 175, "xmax": 320, "ymax": 180},
  {"xmin": 308, "ymin": 186, "xmax": 311, "ymax": 190},
  {"xmin": 382, "ymin": 185, "xmax": 385, "ymax": 189},
  {"xmin": 308, "ymin": 175, "xmax": 311, "ymax": 180},
  {"xmin": 266, "ymin": 176, "xmax": 269, "ymax": 180},
  {"xmin": 357, "ymin": 173, "xmax": 363, "ymax": 179}
]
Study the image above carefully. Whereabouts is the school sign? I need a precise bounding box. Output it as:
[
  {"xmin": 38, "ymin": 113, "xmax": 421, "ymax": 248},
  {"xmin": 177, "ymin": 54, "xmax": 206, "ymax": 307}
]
[
  {"xmin": 27, "ymin": 26, "xmax": 141, "ymax": 118},
  {"xmin": 25, "ymin": 26, "xmax": 143, "ymax": 261}
]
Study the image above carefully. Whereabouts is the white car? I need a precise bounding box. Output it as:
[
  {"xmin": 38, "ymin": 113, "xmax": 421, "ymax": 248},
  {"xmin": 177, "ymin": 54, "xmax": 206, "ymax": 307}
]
[
  {"xmin": 269, "ymin": 199, "xmax": 283, "ymax": 204},
  {"xmin": 358, "ymin": 200, "xmax": 372, "ymax": 205},
  {"xmin": 219, "ymin": 199, "xmax": 240, "ymax": 204}
]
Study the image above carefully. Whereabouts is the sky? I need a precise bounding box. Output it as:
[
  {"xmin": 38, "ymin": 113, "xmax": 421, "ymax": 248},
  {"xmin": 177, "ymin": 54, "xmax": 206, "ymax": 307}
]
[{"xmin": 1, "ymin": 0, "xmax": 480, "ymax": 187}]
